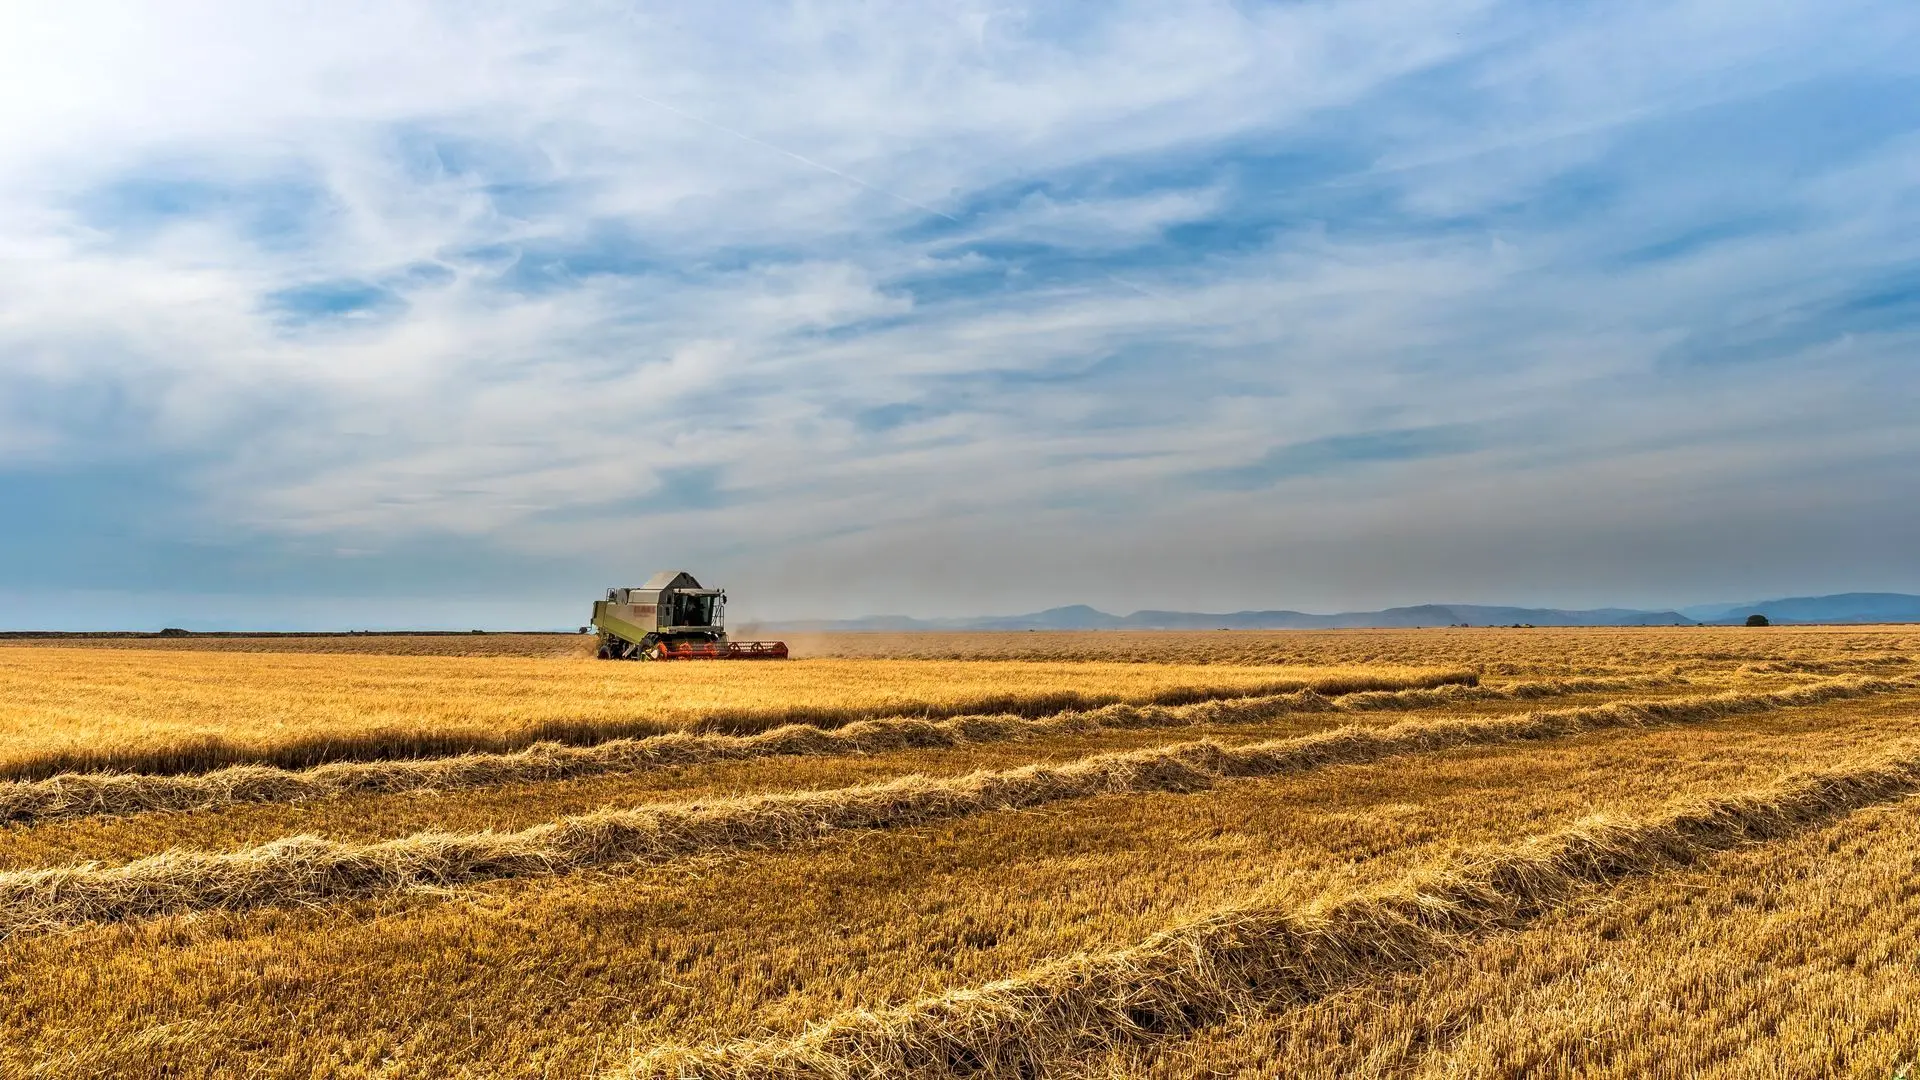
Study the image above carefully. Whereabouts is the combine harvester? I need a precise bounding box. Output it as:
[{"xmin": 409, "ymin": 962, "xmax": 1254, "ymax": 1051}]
[{"xmin": 590, "ymin": 570, "xmax": 789, "ymax": 660}]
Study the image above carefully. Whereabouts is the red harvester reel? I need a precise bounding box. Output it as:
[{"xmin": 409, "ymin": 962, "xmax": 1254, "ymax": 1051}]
[{"xmin": 652, "ymin": 640, "xmax": 790, "ymax": 660}]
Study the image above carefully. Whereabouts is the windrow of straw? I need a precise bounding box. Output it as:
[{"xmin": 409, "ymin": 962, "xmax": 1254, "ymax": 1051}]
[
  {"xmin": 617, "ymin": 744, "xmax": 1920, "ymax": 1080},
  {"xmin": 1741, "ymin": 655, "xmax": 1915, "ymax": 675},
  {"xmin": 0, "ymin": 673, "xmax": 1672, "ymax": 826},
  {"xmin": 0, "ymin": 667, "xmax": 1480, "ymax": 782},
  {"xmin": 0, "ymin": 677, "xmax": 1906, "ymax": 934}
]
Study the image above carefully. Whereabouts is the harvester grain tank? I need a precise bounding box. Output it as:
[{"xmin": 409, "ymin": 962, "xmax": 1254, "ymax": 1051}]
[{"xmin": 590, "ymin": 570, "xmax": 789, "ymax": 660}]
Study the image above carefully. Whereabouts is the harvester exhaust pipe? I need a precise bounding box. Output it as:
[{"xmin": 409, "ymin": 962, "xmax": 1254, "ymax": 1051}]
[{"xmin": 589, "ymin": 571, "xmax": 789, "ymax": 660}]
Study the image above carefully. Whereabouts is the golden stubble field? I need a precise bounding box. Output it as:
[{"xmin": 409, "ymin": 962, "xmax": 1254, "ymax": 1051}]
[{"xmin": 2, "ymin": 625, "xmax": 1918, "ymax": 1079}]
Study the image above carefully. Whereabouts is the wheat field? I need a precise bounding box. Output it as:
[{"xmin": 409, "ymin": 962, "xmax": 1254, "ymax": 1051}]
[
  {"xmin": 2, "ymin": 627, "xmax": 1918, "ymax": 1078},
  {"xmin": 0, "ymin": 647, "xmax": 1455, "ymax": 778}
]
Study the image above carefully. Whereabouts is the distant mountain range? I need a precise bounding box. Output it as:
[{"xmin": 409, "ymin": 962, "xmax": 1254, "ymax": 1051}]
[
  {"xmin": 1676, "ymin": 592, "xmax": 1920, "ymax": 625},
  {"xmin": 768, "ymin": 592, "xmax": 1920, "ymax": 631}
]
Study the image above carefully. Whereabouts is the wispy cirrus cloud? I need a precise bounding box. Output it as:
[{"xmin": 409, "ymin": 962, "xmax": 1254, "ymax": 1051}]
[{"xmin": 1, "ymin": 0, "xmax": 1917, "ymax": 627}]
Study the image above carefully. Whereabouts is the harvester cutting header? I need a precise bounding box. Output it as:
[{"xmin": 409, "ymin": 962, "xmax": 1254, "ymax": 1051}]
[{"xmin": 591, "ymin": 571, "xmax": 788, "ymax": 660}]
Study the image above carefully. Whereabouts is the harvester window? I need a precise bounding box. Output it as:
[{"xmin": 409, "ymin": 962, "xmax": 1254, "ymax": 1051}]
[{"xmin": 671, "ymin": 594, "xmax": 716, "ymax": 627}]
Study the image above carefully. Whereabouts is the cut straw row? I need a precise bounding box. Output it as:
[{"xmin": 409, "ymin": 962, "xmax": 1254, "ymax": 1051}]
[
  {"xmin": 0, "ymin": 676, "xmax": 1905, "ymax": 935},
  {"xmin": 0, "ymin": 669, "xmax": 1482, "ymax": 782},
  {"xmin": 0, "ymin": 673, "xmax": 1667, "ymax": 826},
  {"xmin": 616, "ymin": 741, "xmax": 1920, "ymax": 1079}
]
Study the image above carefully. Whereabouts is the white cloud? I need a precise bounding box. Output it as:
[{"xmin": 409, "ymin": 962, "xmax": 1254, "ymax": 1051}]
[{"xmin": 1, "ymin": 0, "xmax": 1916, "ymax": 616}]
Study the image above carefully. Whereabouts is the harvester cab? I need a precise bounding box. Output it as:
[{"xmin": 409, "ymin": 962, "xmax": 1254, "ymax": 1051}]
[{"xmin": 591, "ymin": 571, "xmax": 789, "ymax": 660}]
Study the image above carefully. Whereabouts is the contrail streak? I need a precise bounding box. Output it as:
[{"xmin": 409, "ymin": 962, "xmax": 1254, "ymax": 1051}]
[
  {"xmin": 632, "ymin": 91, "xmax": 961, "ymax": 223},
  {"xmin": 1106, "ymin": 273, "xmax": 1170, "ymax": 301}
]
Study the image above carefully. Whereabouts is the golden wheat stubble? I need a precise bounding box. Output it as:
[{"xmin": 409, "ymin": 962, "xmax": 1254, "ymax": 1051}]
[
  {"xmin": 5, "ymin": 693, "xmax": 1919, "ymax": 1079},
  {"xmin": 0, "ymin": 632, "xmax": 593, "ymax": 657},
  {"xmin": 780, "ymin": 626, "xmax": 1920, "ymax": 672},
  {"xmin": 0, "ymin": 631, "xmax": 1913, "ymax": 1080},
  {"xmin": 11, "ymin": 625, "xmax": 1915, "ymax": 673},
  {"xmin": 0, "ymin": 648, "xmax": 1452, "ymax": 778},
  {"xmin": 1088, "ymin": 794, "xmax": 1920, "ymax": 1080},
  {"xmin": 622, "ymin": 742, "xmax": 1920, "ymax": 1080},
  {"xmin": 0, "ymin": 672, "xmax": 1708, "ymax": 865},
  {"xmin": 0, "ymin": 676, "xmax": 1861, "ymax": 886}
]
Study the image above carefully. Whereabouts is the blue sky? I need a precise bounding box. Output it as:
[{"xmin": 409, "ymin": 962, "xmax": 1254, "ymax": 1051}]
[{"xmin": 1, "ymin": 0, "xmax": 1918, "ymax": 628}]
